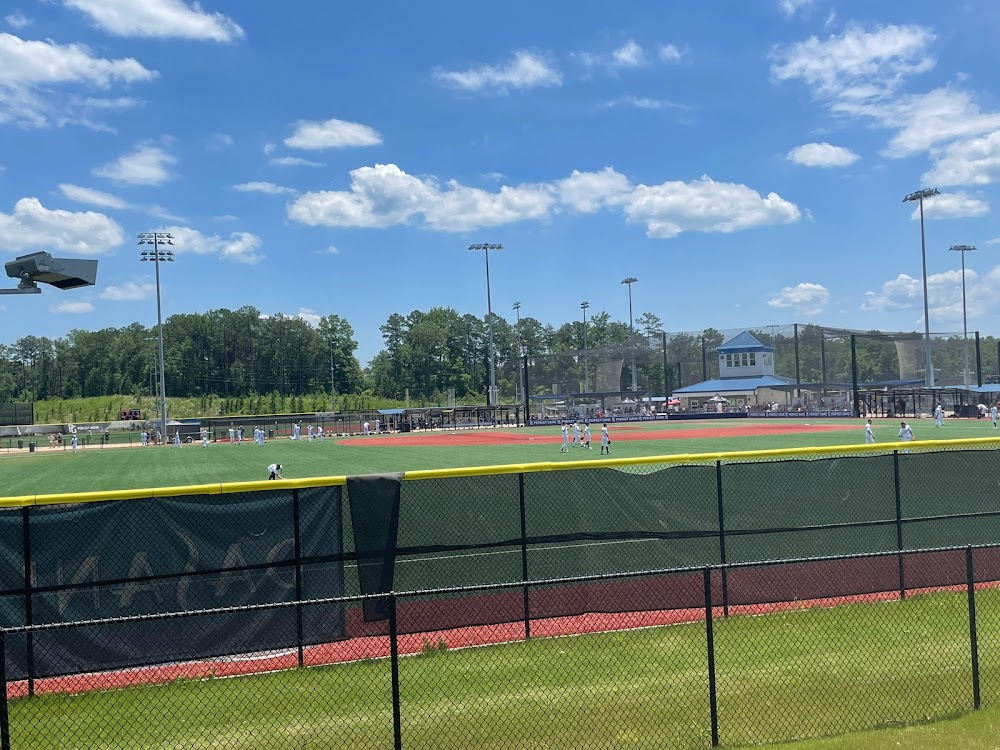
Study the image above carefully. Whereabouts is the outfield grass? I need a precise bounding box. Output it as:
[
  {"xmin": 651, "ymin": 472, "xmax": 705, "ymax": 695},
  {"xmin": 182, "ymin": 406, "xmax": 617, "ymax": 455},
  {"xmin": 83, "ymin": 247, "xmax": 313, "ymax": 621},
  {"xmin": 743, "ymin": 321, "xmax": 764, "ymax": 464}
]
[
  {"xmin": 2, "ymin": 417, "xmax": 997, "ymax": 498},
  {"xmin": 9, "ymin": 587, "xmax": 1000, "ymax": 749}
]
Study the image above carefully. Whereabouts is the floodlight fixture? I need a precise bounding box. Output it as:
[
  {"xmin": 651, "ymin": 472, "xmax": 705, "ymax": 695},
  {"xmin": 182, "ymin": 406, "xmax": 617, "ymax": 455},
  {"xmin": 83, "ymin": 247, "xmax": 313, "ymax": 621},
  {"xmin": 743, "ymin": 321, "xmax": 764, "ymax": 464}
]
[{"xmin": 1, "ymin": 251, "xmax": 98, "ymax": 295}]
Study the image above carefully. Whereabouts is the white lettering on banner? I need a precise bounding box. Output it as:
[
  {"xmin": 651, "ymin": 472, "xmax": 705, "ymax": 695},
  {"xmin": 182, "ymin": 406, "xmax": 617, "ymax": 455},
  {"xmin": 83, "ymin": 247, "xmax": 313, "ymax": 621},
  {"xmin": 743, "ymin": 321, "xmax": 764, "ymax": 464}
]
[
  {"xmin": 174, "ymin": 531, "xmax": 200, "ymax": 610},
  {"xmin": 114, "ymin": 552, "xmax": 164, "ymax": 608},
  {"xmin": 265, "ymin": 538, "xmax": 296, "ymax": 590},
  {"xmin": 214, "ymin": 544, "xmax": 256, "ymax": 597},
  {"xmin": 57, "ymin": 555, "xmax": 100, "ymax": 615}
]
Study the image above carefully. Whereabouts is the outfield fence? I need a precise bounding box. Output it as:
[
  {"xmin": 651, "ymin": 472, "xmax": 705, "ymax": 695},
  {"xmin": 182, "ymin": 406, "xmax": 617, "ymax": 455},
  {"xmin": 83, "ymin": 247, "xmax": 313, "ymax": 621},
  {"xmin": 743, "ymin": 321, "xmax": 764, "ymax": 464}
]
[
  {"xmin": 1, "ymin": 440, "xmax": 1000, "ymax": 684},
  {"xmin": 2, "ymin": 543, "xmax": 1000, "ymax": 748}
]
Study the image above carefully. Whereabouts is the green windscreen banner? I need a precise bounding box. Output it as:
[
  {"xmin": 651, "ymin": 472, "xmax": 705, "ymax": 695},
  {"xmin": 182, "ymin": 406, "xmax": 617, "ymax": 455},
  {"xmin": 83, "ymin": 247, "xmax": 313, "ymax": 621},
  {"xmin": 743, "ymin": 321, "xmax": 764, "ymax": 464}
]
[
  {"xmin": 1, "ymin": 486, "xmax": 344, "ymax": 680},
  {"xmin": 347, "ymin": 473, "xmax": 403, "ymax": 621}
]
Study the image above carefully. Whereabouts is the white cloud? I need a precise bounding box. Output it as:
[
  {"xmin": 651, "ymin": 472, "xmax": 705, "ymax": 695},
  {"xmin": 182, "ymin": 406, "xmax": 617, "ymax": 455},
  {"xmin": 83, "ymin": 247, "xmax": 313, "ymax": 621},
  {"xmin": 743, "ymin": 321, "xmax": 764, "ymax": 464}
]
[
  {"xmin": 0, "ymin": 32, "xmax": 155, "ymax": 127},
  {"xmin": 659, "ymin": 44, "xmax": 683, "ymax": 62},
  {"xmin": 284, "ymin": 118, "xmax": 382, "ymax": 150},
  {"xmin": 270, "ymin": 156, "xmax": 325, "ymax": 167},
  {"xmin": 233, "ymin": 181, "xmax": 298, "ymax": 196},
  {"xmin": 767, "ymin": 282, "xmax": 830, "ymax": 314},
  {"xmin": 288, "ymin": 163, "xmax": 556, "ymax": 232},
  {"xmin": 324, "ymin": 245, "xmax": 339, "ymax": 254},
  {"xmin": 922, "ymin": 130, "xmax": 1000, "ymax": 186},
  {"xmin": 770, "ymin": 24, "xmax": 935, "ymax": 99},
  {"xmin": 94, "ymin": 144, "xmax": 176, "ymax": 186},
  {"xmin": 50, "ymin": 300, "xmax": 94, "ymax": 314},
  {"xmin": 5, "ymin": 13, "xmax": 31, "ymax": 29},
  {"xmin": 59, "ymin": 183, "xmax": 182, "ymax": 221},
  {"xmin": 604, "ymin": 96, "xmax": 691, "ymax": 111},
  {"xmin": 100, "ymin": 280, "xmax": 154, "ymax": 301},
  {"xmin": 862, "ymin": 266, "xmax": 1000, "ymax": 324},
  {"xmin": 910, "ymin": 192, "xmax": 990, "ymax": 220},
  {"xmin": 288, "ymin": 163, "xmax": 801, "ymax": 238},
  {"xmin": 575, "ymin": 41, "xmax": 682, "ymax": 72},
  {"xmin": 158, "ymin": 226, "xmax": 263, "ymax": 264},
  {"xmin": 296, "ymin": 308, "xmax": 321, "ymax": 327},
  {"xmin": 771, "ymin": 23, "xmax": 1000, "ymax": 190},
  {"xmin": 433, "ymin": 51, "xmax": 562, "ymax": 92},
  {"xmin": 206, "ymin": 132, "xmax": 234, "ymax": 151},
  {"xmin": 854, "ymin": 88, "xmax": 1000, "ymax": 159},
  {"xmin": 787, "ymin": 142, "xmax": 860, "ymax": 167},
  {"xmin": 0, "ymin": 197, "xmax": 123, "ymax": 254},
  {"xmin": 58, "ymin": 183, "xmax": 130, "ymax": 210},
  {"xmin": 624, "ymin": 176, "xmax": 801, "ymax": 238},
  {"xmin": 777, "ymin": 0, "xmax": 813, "ymax": 17},
  {"xmin": 556, "ymin": 168, "xmax": 631, "ymax": 212},
  {"xmin": 612, "ymin": 40, "xmax": 645, "ymax": 67},
  {"xmin": 63, "ymin": 0, "xmax": 243, "ymax": 42}
]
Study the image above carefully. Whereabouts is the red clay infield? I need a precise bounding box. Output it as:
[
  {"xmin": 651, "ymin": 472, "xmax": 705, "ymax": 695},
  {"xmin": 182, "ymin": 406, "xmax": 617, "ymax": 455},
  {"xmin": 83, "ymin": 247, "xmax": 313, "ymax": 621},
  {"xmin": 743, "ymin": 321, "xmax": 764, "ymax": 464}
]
[{"xmin": 339, "ymin": 422, "xmax": 857, "ymax": 447}]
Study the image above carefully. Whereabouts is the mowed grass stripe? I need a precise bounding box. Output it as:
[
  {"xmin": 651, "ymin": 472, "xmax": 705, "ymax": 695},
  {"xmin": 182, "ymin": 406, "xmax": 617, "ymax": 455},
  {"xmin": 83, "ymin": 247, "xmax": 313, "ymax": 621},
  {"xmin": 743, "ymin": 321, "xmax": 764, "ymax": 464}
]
[
  {"xmin": 2, "ymin": 418, "xmax": 996, "ymax": 498},
  {"xmin": 9, "ymin": 587, "xmax": 1000, "ymax": 749}
]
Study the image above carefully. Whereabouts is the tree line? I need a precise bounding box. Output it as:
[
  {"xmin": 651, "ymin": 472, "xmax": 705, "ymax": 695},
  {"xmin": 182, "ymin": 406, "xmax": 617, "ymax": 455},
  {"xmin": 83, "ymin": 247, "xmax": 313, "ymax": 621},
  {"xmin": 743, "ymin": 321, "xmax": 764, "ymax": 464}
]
[{"xmin": 1, "ymin": 309, "xmax": 996, "ymax": 409}]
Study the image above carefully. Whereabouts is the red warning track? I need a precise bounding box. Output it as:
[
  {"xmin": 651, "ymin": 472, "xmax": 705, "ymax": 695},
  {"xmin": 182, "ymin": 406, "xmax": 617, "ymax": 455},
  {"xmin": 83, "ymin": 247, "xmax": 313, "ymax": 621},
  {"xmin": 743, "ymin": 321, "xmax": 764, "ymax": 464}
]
[{"xmin": 338, "ymin": 422, "xmax": 857, "ymax": 447}]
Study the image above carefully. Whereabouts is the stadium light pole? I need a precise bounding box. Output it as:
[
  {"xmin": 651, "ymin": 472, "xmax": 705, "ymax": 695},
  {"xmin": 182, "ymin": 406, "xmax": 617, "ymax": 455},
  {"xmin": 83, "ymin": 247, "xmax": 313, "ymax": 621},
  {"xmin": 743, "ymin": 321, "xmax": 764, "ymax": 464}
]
[
  {"xmin": 949, "ymin": 244, "xmax": 976, "ymax": 387},
  {"xmin": 139, "ymin": 232, "xmax": 175, "ymax": 438},
  {"xmin": 513, "ymin": 301, "xmax": 524, "ymax": 400},
  {"xmin": 622, "ymin": 277, "xmax": 638, "ymax": 393},
  {"xmin": 580, "ymin": 301, "xmax": 590, "ymax": 392},
  {"xmin": 902, "ymin": 188, "xmax": 940, "ymax": 388},
  {"xmin": 469, "ymin": 243, "xmax": 503, "ymax": 406}
]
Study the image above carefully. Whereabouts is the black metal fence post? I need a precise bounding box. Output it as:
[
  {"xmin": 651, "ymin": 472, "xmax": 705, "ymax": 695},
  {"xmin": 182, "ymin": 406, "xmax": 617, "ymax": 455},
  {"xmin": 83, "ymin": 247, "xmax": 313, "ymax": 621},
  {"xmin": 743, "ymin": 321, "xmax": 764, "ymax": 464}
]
[
  {"xmin": 850, "ymin": 335, "xmax": 860, "ymax": 418},
  {"xmin": 20, "ymin": 507, "xmax": 33, "ymax": 697},
  {"xmin": 389, "ymin": 594, "xmax": 403, "ymax": 750},
  {"xmin": 522, "ymin": 354, "xmax": 530, "ymax": 426},
  {"xmin": 715, "ymin": 461, "xmax": 729, "ymax": 616},
  {"xmin": 975, "ymin": 332, "xmax": 982, "ymax": 388},
  {"xmin": 518, "ymin": 472, "xmax": 531, "ymax": 640},
  {"xmin": 966, "ymin": 547, "xmax": 981, "ymax": 710},
  {"xmin": 704, "ymin": 568, "xmax": 719, "ymax": 747},
  {"xmin": 894, "ymin": 451, "xmax": 905, "ymax": 600},
  {"xmin": 292, "ymin": 488, "xmax": 304, "ymax": 668},
  {"xmin": 0, "ymin": 630, "xmax": 9, "ymax": 750}
]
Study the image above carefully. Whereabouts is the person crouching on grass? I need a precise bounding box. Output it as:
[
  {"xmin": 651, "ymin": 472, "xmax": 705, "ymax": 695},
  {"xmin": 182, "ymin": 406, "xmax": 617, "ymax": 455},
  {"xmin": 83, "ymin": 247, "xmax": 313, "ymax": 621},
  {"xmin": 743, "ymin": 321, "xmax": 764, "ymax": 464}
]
[{"xmin": 267, "ymin": 463, "xmax": 283, "ymax": 480}]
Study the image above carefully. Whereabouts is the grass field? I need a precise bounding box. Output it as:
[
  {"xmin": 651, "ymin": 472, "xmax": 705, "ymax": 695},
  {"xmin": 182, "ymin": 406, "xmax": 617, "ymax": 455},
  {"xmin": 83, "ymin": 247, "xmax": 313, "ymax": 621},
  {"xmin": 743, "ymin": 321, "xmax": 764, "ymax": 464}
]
[
  {"xmin": 2, "ymin": 416, "xmax": 998, "ymax": 498},
  {"xmin": 9, "ymin": 586, "xmax": 1000, "ymax": 749}
]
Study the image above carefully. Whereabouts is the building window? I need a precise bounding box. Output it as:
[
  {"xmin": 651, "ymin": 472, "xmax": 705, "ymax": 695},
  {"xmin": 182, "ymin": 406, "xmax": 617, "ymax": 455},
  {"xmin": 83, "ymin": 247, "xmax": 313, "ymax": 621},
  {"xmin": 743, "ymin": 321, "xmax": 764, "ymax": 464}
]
[
  {"xmin": 733, "ymin": 354, "xmax": 740, "ymax": 367},
  {"xmin": 726, "ymin": 354, "xmax": 733, "ymax": 367},
  {"xmin": 749, "ymin": 352, "xmax": 756, "ymax": 366},
  {"xmin": 741, "ymin": 353, "xmax": 749, "ymax": 366}
]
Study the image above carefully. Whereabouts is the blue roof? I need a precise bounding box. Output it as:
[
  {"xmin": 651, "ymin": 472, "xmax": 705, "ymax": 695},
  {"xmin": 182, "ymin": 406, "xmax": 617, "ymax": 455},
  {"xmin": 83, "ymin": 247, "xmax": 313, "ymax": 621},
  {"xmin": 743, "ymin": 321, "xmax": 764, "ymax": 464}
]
[
  {"xmin": 674, "ymin": 375, "xmax": 796, "ymax": 394},
  {"xmin": 717, "ymin": 331, "xmax": 774, "ymax": 353}
]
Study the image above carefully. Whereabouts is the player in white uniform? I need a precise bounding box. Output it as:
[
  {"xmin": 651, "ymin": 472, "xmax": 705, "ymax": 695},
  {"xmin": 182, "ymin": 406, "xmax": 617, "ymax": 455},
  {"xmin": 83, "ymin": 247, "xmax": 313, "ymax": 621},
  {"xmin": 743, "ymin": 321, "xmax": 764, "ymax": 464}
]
[
  {"xmin": 600, "ymin": 423, "xmax": 610, "ymax": 455},
  {"xmin": 992, "ymin": 405, "xmax": 999, "ymax": 429},
  {"xmin": 864, "ymin": 419, "xmax": 875, "ymax": 444},
  {"xmin": 572, "ymin": 422, "xmax": 581, "ymax": 447},
  {"xmin": 934, "ymin": 403, "xmax": 943, "ymax": 427},
  {"xmin": 898, "ymin": 421, "xmax": 913, "ymax": 454},
  {"xmin": 584, "ymin": 423, "xmax": 592, "ymax": 449},
  {"xmin": 560, "ymin": 423, "xmax": 569, "ymax": 452},
  {"xmin": 267, "ymin": 463, "xmax": 283, "ymax": 480}
]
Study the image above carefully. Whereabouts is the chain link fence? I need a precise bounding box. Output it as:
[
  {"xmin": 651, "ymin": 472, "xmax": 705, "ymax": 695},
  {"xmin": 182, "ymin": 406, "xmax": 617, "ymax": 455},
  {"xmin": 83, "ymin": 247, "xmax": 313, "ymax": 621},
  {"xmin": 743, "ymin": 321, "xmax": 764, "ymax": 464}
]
[
  {"xmin": 3, "ymin": 544, "xmax": 1000, "ymax": 748},
  {"xmin": 2, "ymin": 441, "xmax": 1000, "ymax": 746}
]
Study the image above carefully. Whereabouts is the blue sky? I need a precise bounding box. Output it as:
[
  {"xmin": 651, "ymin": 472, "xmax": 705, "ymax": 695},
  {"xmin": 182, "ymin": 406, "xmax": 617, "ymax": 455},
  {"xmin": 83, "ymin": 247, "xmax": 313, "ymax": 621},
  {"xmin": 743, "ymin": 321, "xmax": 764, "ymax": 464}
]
[{"xmin": 1, "ymin": 0, "xmax": 999, "ymax": 365}]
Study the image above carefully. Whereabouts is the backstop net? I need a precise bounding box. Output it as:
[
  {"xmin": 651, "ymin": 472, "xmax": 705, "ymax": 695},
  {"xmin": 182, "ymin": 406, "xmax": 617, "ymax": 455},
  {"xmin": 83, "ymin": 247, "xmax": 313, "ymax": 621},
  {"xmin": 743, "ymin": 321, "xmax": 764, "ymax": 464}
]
[
  {"xmin": 522, "ymin": 335, "xmax": 668, "ymax": 420},
  {"xmin": 524, "ymin": 324, "xmax": 985, "ymax": 418}
]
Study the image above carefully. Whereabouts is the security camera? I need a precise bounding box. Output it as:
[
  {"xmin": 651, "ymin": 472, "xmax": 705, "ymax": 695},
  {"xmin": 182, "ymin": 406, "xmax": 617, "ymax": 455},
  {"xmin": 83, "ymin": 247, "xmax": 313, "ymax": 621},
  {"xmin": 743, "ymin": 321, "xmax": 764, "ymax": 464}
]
[{"xmin": 2, "ymin": 252, "xmax": 98, "ymax": 294}]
